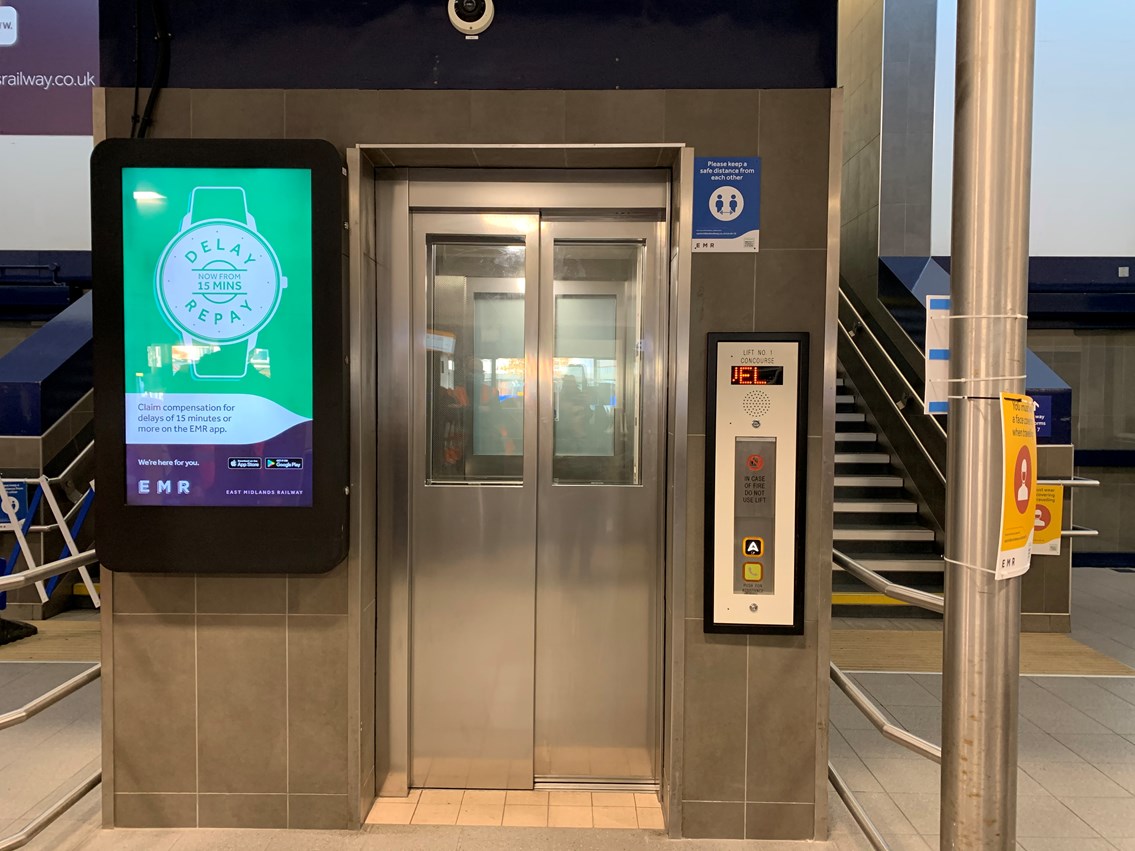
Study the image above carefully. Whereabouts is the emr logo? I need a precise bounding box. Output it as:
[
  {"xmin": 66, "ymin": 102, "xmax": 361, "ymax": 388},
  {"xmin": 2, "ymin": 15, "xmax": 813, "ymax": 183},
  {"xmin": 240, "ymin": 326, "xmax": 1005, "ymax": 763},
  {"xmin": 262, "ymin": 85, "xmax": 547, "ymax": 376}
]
[{"xmin": 0, "ymin": 6, "xmax": 17, "ymax": 47}]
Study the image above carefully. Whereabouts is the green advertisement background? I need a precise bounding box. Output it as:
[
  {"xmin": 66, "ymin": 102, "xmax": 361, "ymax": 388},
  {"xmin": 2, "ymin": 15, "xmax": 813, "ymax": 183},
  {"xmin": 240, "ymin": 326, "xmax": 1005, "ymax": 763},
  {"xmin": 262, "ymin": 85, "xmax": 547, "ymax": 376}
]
[{"xmin": 122, "ymin": 167, "xmax": 313, "ymax": 419}]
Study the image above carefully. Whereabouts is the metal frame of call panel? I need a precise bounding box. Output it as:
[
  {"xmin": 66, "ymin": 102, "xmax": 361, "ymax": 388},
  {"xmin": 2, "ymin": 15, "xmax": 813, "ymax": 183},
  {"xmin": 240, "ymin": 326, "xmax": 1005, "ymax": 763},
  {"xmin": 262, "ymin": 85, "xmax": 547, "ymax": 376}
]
[
  {"xmin": 90, "ymin": 138, "xmax": 348, "ymax": 573},
  {"xmin": 704, "ymin": 332, "xmax": 808, "ymax": 634}
]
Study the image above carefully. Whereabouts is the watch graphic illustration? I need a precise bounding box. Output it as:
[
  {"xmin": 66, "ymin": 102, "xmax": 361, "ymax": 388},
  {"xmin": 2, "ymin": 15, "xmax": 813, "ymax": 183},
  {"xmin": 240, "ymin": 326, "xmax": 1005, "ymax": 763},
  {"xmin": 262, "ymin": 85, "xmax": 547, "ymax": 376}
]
[{"xmin": 155, "ymin": 186, "xmax": 287, "ymax": 379}]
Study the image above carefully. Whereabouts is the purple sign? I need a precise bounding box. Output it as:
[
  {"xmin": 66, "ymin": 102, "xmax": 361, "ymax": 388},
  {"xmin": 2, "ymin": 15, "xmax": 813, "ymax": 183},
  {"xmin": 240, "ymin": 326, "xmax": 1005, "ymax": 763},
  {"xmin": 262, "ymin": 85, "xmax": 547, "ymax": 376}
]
[{"xmin": 0, "ymin": 0, "xmax": 99, "ymax": 135}]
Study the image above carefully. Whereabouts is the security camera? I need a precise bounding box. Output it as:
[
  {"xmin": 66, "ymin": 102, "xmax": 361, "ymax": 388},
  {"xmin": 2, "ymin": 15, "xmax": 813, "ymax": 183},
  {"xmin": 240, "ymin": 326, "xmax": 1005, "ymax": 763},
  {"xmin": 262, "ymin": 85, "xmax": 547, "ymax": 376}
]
[{"xmin": 449, "ymin": 0, "xmax": 494, "ymax": 36}]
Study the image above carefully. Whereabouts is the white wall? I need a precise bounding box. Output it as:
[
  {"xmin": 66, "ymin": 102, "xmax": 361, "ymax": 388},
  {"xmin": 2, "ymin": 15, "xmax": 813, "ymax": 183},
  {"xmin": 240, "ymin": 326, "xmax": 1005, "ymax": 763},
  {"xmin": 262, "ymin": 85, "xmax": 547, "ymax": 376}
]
[
  {"xmin": 931, "ymin": 0, "xmax": 1135, "ymax": 257},
  {"xmin": 0, "ymin": 135, "xmax": 93, "ymax": 250}
]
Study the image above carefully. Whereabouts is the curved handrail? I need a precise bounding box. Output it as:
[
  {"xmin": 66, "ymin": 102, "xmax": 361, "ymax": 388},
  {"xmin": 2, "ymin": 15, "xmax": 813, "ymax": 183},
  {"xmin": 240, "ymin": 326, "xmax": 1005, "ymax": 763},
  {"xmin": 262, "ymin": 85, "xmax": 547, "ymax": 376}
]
[
  {"xmin": 832, "ymin": 549, "xmax": 944, "ymax": 614},
  {"xmin": 0, "ymin": 771, "xmax": 100, "ymax": 851},
  {"xmin": 830, "ymin": 662, "xmax": 942, "ymax": 763},
  {"xmin": 0, "ymin": 665, "xmax": 101, "ymax": 732},
  {"xmin": 0, "ymin": 550, "xmax": 98, "ymax": 592}
]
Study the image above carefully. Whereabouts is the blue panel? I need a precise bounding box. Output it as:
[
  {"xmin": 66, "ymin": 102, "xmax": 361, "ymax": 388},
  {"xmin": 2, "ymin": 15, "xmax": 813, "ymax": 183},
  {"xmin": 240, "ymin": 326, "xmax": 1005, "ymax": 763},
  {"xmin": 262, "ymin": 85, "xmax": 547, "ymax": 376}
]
[
  {"xmin": 928, "ymin": 349, "xmax": 949, "ymax": 361},
  {"xmin": 100, "ymin": 0, "xmax": 837, "ymax": 90},
  {"xmin": 928, "ymin": 401, "xmax": 948, "ymax": 413},
  {"xmin": 0, "ymin": 293, "xmax": 92, "ymax": 436},
  {"xmin": 1073, "ymin": 553, "xmax": 1135, "ymax": 568},
  {"xmin": 928, "ymin": 297, "xmax": 950, "ymax": 311},
  {"xmin": 1076, "ymin": 450, "xmax": 1135, "ymax": 468}
]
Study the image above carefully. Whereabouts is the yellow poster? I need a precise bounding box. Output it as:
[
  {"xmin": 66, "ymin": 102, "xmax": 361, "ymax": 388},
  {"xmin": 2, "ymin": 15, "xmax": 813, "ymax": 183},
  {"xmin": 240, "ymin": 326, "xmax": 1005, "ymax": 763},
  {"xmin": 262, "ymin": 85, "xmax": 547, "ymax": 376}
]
[
  {"xmin": 1033, "ymin": 484, "xmax": 1064, "ymax": 557},
  {"xmin": 998, "ymin": 393, "xmax": 1037, "ymax": 579}
]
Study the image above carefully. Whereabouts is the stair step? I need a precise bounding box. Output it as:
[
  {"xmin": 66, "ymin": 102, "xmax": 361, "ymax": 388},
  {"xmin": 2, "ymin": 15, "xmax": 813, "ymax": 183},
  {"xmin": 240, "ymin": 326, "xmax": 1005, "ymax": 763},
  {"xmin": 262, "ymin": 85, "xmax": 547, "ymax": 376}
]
[
  {"xmin": 836, "ymin": 377, "xmax": 845, "ymax": 387},
  {"xmin": 834, "ymin": 526, "xmax": 937, "ymax": 542},
  {"xmin": 836, "ymin": 394, "xmax": 855, "ymax": 404},
  {"xmin": 835, "ymin": 432, "xmax": 878, "ymax": 443},
  {"xmin": 833, "ymin": 500, "xmax": 918, "ymax": 514},
  {"xmin": 835, "ymin": 475, "xmax": 904, "ymax": 488},
  {"xmin": 836, "ymin": 412, "xmax": 866, "ymax": 423},
  {"xmin": 831, "ymin": 591, "xmax": 912, "ymax": 607},
  {"xmin": 834, "ymin": 452, "xmax": 890, "ymax": 465}
]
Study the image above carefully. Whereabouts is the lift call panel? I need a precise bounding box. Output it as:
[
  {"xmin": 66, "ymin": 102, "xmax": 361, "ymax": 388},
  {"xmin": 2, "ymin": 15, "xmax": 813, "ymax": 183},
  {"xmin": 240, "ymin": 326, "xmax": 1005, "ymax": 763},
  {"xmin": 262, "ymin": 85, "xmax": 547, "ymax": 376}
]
[{"xmin": 705, "ymin": 333, "xmax": 807, "ymax": 633}]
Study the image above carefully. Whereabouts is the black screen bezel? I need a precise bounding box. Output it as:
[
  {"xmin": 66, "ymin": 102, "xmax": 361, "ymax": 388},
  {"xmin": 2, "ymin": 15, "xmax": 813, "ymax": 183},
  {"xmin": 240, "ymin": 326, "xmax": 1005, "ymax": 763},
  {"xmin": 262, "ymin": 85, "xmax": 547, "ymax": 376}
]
[{"xmin": 91, "ymin": 138, "xmax": 348, "ymax": 573}]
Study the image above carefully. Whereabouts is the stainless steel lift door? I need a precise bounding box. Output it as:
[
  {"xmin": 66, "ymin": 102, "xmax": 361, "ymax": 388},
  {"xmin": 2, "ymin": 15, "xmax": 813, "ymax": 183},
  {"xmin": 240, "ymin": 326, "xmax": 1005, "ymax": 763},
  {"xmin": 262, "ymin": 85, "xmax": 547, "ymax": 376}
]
[{"xmin": 410, "ymin": 211, "xmax": 663, "ymax": 790}]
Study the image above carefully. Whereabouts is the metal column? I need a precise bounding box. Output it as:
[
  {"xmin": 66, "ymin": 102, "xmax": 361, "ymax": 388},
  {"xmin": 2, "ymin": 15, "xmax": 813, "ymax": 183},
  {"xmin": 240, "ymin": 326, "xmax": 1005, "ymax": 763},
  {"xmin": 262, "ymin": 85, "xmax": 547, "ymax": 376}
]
[{"xmin": 941, "ymin": 0, "xmax": 1036, "ymax": 847}]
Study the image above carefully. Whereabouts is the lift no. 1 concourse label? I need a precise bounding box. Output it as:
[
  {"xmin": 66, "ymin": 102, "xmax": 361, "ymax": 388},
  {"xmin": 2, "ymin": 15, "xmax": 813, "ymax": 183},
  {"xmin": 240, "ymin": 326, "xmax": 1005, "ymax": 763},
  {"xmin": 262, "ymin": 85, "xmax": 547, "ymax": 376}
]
[{"xmin": 121, "ymin": 168, "xmax": 314, "ymax": 507}]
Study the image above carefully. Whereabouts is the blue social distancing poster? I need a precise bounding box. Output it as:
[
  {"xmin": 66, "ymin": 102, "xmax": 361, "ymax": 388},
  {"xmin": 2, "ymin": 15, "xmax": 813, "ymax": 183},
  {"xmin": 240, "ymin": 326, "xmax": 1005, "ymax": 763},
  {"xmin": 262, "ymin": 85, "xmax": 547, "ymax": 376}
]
[{"xmin": 693, "ymin": 157, "xmax": 761, "ymax": 252}]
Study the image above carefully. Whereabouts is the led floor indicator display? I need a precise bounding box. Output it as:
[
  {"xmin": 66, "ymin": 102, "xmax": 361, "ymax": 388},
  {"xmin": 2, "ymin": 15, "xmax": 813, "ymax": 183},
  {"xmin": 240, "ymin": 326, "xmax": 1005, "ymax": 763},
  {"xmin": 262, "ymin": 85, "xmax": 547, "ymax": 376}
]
[{"xmin": 122, "ymin": 169, "xmax": 314, "ymax": 507}]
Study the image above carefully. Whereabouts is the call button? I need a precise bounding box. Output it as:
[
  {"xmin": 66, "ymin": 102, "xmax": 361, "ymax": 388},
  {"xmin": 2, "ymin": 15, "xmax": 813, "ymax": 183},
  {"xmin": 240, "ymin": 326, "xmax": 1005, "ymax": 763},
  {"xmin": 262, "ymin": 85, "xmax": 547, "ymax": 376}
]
[{"xmin": 743, "ymin": 563, "xmax": 764, "ymax": 582}]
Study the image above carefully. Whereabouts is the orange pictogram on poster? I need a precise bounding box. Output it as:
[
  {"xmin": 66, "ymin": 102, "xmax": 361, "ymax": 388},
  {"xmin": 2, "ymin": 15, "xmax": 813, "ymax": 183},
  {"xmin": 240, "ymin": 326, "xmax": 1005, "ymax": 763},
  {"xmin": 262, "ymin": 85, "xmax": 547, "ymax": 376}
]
[
  {"xmin": 747, "ymin": 454, "xmax": 764, "ymax": 472},
  {"xmin": 1033, "ymin": 484, "xmax": 1063, "ymax": 557},
  {"xmin": 997, "ymin": 393, "xmax": 1037, "ymax": 579}
]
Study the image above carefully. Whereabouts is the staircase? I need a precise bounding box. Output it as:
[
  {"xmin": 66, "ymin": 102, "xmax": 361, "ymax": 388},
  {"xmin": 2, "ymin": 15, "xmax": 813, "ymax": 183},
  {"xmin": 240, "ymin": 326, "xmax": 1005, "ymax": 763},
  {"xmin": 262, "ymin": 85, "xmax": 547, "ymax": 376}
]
[{"xmin": 832, "ymin": 374, "xmax": 944, "ymax": 617}]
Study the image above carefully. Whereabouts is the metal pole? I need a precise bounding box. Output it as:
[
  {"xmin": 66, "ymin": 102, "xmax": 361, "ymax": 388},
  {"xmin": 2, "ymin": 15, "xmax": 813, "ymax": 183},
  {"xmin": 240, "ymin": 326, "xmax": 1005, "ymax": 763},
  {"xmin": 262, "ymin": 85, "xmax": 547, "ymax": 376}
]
[{"xmin": 942, "ymin": 0, "xmax": 1036, "ymax": 845}]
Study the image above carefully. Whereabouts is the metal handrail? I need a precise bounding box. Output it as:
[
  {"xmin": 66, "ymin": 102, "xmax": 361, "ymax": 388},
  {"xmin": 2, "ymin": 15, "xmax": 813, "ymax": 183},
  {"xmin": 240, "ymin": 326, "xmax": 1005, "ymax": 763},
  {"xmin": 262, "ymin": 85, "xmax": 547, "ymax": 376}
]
[
  {"xmin": 0, "ymin": 550, "xmax": 98, "ymax": 592},
  {"xmin": 833, "ymin": 549, "xmax": 945, "ymax": 614},
  {"xmin": 0, "ymin": 770, "xmax": 100, "ymax": 851},
  {"xmin": 1038, "ymin": 476, "xmax": 1099, "ymax": 487},
  {"xmin": 830, "ymin": 662, "xmax": 942, "ymax": 762},
  {"xmin": 0, "ymin": 665, "xmax": 100, "ymax": 732},
  {"xmin": 6, "ymin": 441, "xmax": 94, "ymax": 489},
  {"xmin": 829, "ymin": 763, "xmax": 891, "ymax": 851},
  {"xmin": 839, "ymin": 288, "xmax": 947, "ymax": 440},
  {"xmin": 838, "ymin": 318, "xmax": 947, "ymax": 485},
  {"xmin": 1062, "ymin": 525, "xmax": 1099, "ymax": 538}
]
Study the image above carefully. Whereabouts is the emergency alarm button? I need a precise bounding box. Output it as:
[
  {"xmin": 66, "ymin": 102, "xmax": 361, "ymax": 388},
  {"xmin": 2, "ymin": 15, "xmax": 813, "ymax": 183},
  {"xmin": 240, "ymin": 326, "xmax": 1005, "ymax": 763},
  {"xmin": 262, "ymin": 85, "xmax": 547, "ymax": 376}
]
[
  {"xmin": 742, "ymin": 537, "xmax": 764, "ymax": 557},
  {"xmin": 743, "ymin": 563, "xmax": 763, "ymax": 582}
]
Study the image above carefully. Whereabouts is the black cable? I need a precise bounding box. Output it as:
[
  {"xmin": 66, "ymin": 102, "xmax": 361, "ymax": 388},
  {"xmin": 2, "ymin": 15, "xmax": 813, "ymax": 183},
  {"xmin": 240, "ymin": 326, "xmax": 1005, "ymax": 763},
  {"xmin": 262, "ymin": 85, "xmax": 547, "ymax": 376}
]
[
  {"xmin": 136, "ymin": 0, "xmax": 170, "ymax": 140},
  {"xmin": 129, "ymin": 0, "xmax": 141, "ymax": 138}
]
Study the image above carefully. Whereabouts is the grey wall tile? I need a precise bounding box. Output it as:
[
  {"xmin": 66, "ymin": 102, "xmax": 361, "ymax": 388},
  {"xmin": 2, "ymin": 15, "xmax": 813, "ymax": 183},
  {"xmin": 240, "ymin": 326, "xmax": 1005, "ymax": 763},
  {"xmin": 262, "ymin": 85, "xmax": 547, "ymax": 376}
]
[
  {"xmin": 682, "ymin": 801, "xmax": 745, "ymax": 839},
  {"xmin": 746, "ymin": 801, "xmax": 815, "ymax": 840},
  {"xmin": 199, "ymin": 793, "xmax": 287, "ymax": 829},
  {"xmin": 288, "ymin": 794, "xmax": 350, "ymax": 829},
  {"xmin": 191, "ymin": 90, "xmax": 286, "ymax": 139},
  {"xmin": 564, "ymin": 90, "xmax": 665, "ymax": 144},
  {"xmin": 103, "ymin": 87, "xmax": 191, "ymax": 140},
  {"xmin": 288, "ymin": 560, "xmax": 349, "ymax": 614},
  {"xmin": 113, "ymin": 615, "xmax": 196, "ymax": 793},
  {"xmin": 746, "ymin": 641, "xmax": 818, "ymax": 803},
  {"xmin": 664, "ymin": 90, "xmax": 761, "ymax": 154},
  {"xmin": 687, "ymin": 254, "xmax": 757, "ymax": 431},
  {"xmin": 685, "ymin": 436, "xmax": 707, "ymax": 619},
  {"xmin": 683, "ymin": 621, "xmax": 747, "ymax": 802},
  {"xmin": 114, "ymin": 793, "xmax": 197, "ymax": 828},
  {"xmin": 752, "ymin": 249, "xmax": 830, "ymax": 431},
  {"xmin": 758, "ymin": 89, "xmax": 831, "ymax": 250},
  {"xmin": 288, "ymin": 615, "xmax": 349, "ymax": 795},
  {"xmin": 196, "ymin": 614, "xmax": 287, "ymax": 793},
  {"xmin": 285, "ymin": 89, "xmax": 386, "ymax": 153},
  {"xmin": 371, "ymin": 90, "xmax": 473, "ymax": 143},
  {"xmin": 469, "ymin": 91, "xmax": 565, "ymax": 144},
  {"xmin": 111, "ymin": 573, "xmax": 194, "ymax": 614},
  {"xmin": 879, "ymin": 203, "xmax": 906, "ymax": 255},
  {"xmin": 196, "ymin": 576, "xmax": 287, "ymax": 614}
]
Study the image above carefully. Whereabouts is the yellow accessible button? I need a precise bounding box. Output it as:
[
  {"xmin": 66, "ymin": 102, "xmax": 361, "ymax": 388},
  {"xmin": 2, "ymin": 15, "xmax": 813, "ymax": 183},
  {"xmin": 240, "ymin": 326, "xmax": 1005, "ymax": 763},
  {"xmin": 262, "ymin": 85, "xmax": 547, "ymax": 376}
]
[{"xmin": 743, "ymin": 563, "xmax": 763, "ymax": 582}]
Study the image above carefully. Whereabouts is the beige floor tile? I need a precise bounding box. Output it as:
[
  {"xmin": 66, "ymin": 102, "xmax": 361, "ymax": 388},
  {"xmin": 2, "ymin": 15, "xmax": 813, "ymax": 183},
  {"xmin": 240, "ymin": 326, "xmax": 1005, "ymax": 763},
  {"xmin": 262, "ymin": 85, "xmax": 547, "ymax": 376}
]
[
  {"xmin": 456, "ymin": 803, "xmax": 504, "ymax": 826},
  {"xmin": 592, "ymin": 792, "xmax": 637, "ymax": 807},
  {"xmin": 364, "ymin": 801, "xmax": 416, "ymax": 825},
  {"xmin": 503, "ymin": 804, "xmax": 549, "ymax": 827},
  {"xmin": 462, "ymin": 790, "xmax": 507, "ymax": 807},
  {"xmin": 418, "ymin": 789, "xmax": 464, "ymax": 806},
  {"xmin": 634, "ymin": 792, "xmax": 661, "ymax": 808},
  {"xmin": 637, "ymin": 806, "xmax": 665, "ymax": 829},
  {"xmin": 549, "ymin": 791, "xmax": 591, "ymax": 806},
  {"xmin": 506, "ymin": 790, "xmax": 549, "ymax": 806},
  {"xmin": 592, "ymin": 806, "xmax": 638, "ymax": 829},
  {"xmin": 410, "ymin": 803, "xmax": 459, "ymax": 825},
  {"xmin": 548, "ymin": 805, "xmax": 593, "ymax": 827}
]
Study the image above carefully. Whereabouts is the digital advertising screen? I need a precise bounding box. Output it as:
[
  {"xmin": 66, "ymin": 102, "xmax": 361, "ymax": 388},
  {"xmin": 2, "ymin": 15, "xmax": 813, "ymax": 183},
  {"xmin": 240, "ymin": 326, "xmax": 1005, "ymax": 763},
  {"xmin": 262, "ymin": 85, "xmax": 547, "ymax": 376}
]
[
  {"xmin": 121, "ymin": 168, "xmax": 314, "ymax": 507},
  {"xmin": 92, "ymin": 139, "xmax": 346, "ymax": 574}
]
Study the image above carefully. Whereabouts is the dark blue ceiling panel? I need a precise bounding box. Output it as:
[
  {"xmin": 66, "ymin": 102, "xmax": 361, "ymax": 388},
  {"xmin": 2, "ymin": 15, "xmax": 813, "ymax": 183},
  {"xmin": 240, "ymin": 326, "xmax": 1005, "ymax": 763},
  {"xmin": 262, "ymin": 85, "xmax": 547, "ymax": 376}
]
[{"xmin": 99, "ymin": 0, "xmax": 836, "ymax": 91}]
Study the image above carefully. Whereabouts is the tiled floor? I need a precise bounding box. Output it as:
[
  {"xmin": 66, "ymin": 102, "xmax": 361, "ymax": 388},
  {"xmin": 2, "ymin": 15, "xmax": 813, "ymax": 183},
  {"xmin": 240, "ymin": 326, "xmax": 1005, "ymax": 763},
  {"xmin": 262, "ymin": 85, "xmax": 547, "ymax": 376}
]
[
  {"xmin": 366, "ymin": 789, "xmax": 665, "ymax": 829},
  {"xmin": 831, "ymin": 568, "xmax": 1135, "ymax": 850},
  {"xmin": 4, "ymin": 568, "xmax": 1135, "ymax": 849}
]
